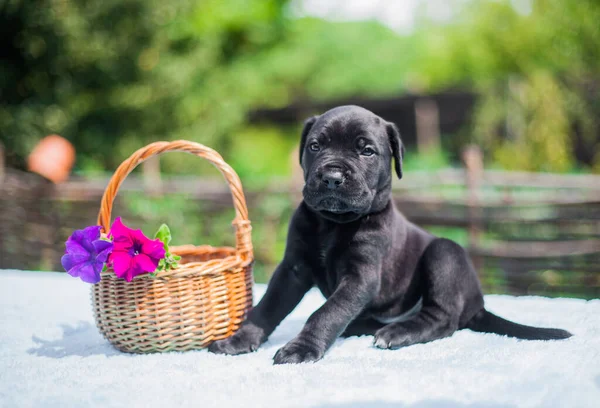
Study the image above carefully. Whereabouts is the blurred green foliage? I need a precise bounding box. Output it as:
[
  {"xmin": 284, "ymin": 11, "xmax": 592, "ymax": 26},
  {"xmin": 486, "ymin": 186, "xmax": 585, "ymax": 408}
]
[
  {"xmin": 402, "ymin": 147, "xmax": 451, "ymax": 173},
  {"xmin": 0, "ymin": 0, "xmax": 293, "ymax": 174},
  {"xmin": 1, "ymin": 0, "xmax": 599, "ymax": 176},
  {"xmin": 227, "ymin": 125, "xmax": 299, "ymax": 185},
  {"xmin": 414, "ymin": 0, "xmax": 600, "ymax": 172}
]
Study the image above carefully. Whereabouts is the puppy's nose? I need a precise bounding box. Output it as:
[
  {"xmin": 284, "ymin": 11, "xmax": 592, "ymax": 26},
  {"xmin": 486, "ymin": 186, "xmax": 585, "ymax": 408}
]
[{"xmin": 321, "ymin": 170, "xmax": 345, "ymax": 189}]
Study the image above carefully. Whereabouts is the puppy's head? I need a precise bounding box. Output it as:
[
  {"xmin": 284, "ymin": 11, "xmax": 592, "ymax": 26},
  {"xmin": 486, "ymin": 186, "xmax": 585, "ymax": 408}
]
[{"xmin": 299, "ymin": 105, "xmax": 404, "ymax": 223}]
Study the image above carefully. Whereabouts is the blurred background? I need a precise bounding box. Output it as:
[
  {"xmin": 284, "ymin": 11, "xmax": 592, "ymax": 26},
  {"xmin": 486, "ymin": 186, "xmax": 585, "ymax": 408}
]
[{"xmin": 1, "ymin": 0, "xmax": 599, "ymax": 298}]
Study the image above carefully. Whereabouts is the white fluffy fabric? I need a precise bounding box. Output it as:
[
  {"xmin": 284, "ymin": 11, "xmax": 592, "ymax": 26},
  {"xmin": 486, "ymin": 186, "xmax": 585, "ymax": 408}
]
[{"xmin": 1, "ymin": 270, "xmax": 599, "ymax": 408}]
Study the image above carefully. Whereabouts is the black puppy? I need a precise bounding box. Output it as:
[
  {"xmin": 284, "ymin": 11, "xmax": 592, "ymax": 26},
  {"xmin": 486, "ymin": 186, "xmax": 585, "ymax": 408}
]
[{"xmin": 209, "ymin": 105, "xmax": 572, "ymax": 364}]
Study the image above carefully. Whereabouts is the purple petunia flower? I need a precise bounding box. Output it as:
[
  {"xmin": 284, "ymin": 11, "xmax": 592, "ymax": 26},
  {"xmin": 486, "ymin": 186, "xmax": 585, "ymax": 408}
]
[{"xmin": 61, "ymin": 225, "xmax": 113, "ymax": 284}]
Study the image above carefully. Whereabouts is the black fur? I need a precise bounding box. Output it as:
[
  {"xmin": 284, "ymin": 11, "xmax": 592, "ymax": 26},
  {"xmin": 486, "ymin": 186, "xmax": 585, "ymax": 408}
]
[{"xmin": 208, "ymin": 105, "xmax": 572, "ymax": 364}]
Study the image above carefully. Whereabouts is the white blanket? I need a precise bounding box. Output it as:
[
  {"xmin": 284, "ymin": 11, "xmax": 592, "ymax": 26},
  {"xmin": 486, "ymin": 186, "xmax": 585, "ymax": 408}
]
[{"xmin": 1, "ymin": 270, "xmax": 598, "ymax": 408}]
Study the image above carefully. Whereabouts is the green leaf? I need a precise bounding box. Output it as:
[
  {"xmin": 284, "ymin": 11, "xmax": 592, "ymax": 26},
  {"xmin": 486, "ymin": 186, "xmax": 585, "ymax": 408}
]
[
  {"xmin": 154, "ymin": 224, "xmax": 172, "ymax": 246},
  {"xmin": 152, "ymin": 223, "xmax": 181, "ymax": 272}
]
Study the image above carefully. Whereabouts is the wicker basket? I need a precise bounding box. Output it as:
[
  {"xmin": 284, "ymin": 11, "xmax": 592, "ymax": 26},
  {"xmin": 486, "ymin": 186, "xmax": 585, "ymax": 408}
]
[{"xmin": 91, "ymin": 140, "xmax": 253, "ymax": 353}]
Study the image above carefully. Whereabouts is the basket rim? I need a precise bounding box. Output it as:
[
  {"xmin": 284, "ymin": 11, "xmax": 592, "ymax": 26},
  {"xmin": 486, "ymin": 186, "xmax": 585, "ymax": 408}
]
[{"xmin": 96, "ymin": 244, "xmax": 253, "ymax": 281}]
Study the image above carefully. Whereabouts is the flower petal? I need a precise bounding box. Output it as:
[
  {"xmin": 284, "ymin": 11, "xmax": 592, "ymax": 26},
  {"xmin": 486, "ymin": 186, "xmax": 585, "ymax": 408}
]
[
  {"xmin": 129, "ymin": 263, "xmax": 146, "ymax": 281},
  {"xmin": 125, "ymin": 269, "xmax": 136, "ymax": 282},
  {"xmin": 131, "ymin": 229, "xmax": 154, "ymax": 251},
  {"xmin": 61, "ymin": 250, "xmax": 89, "ymax": 269},
  {"xmin": 65, "ymin": 233, "xmax": 93, "ymax": 259},
  {"xmin": 131, "ymin": 228, "xmax": 147, "ymax": 242},
  {"xmin": 108, "ymin": 217, "xmax": 125, "ymax": 237},
  {"xmin": 62, "ymin": 254, "xmax": 83, "ymax": 272},
  {"xmin": 91, "ymin": 261, "xmax": 104, "ymax": 278},
  {"xmin": 133, "ymin": 254, "xmax": 159, "ymax": 274},
  {"xmin": 81, "ymin": 225, "xmax": 102, "ymax": 244},
  {"xmin": 65, "ymin": 261, "xmax": 100, "ymax": 283},
  {"xmin": 93, "ymin": 239, "xmax": 112, "ymax": 253},
  {"xmin": 109, "ymin": 252, "xmax": 133, "ymax": 280},
  {"xmin": 123, "ymin": 260, "xmax": 144, "ymax": 282},
  {"xmin": 112, "ymin": 239, "xmax": 133, "ymax": 252},
  {"xmin": 79, "ymin": 262, "xmax": 102, "ymax": 284},
  {"xmin": 65, "ymin": 260, "xmax": 85, "ymax": 278},
  {"xmin": 108, "ymin": 217, "xmax": 133, "ymax": 249},
  {"xmin": 93, "ymin": 240, "xmax": 113, "ymax": 264},
  {"xmin": 141, "ymin": 238, "xmax": 166, "ymax": 260}
]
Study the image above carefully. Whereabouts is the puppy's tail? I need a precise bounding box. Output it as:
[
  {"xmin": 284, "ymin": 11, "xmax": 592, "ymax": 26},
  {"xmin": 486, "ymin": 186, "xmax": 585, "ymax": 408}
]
[{"xmin": 466, "ymin": 309, "xmax": 572, "ymax": 340}]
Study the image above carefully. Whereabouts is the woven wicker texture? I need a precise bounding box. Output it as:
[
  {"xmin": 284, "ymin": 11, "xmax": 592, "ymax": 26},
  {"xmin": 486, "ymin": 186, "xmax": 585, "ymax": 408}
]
[{"xmin": 91, "ymin": 140, "xmax": 253, "ymax": 353}]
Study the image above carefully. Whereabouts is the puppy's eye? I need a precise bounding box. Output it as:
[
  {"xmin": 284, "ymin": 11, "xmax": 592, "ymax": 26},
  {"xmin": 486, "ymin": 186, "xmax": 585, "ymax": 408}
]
[
  {"xmin": 309, "ymin": 142, "xmax": 320, "ymax": 152},
  {"xmin": 361, "ymin": 147, "xmax": 376, "ymax": 156}
]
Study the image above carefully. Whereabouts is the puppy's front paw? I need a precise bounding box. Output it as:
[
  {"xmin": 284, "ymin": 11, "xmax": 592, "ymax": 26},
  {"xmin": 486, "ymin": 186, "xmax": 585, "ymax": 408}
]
[
  {"xmin": 373, "ymin": 324, "xmax": 413, "ymax": 350},
  {"xmin": 273, "ymin": 340, "xmax": 323, "ymax": 365},
  {"xmin": 208, "ymin": 330, "xmax": 261, "ymax": 356}
]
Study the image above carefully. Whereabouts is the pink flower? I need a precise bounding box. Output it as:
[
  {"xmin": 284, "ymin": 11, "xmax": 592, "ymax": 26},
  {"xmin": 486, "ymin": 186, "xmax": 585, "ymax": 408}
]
[{"xmin": 107, "ymin": 217, "xmax": 166, "ymax": 282}]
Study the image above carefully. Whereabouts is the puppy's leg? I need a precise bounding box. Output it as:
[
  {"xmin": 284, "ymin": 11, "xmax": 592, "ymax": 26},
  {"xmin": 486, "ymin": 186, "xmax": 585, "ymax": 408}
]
[
  {"xmin": 374, "ymin": 238, "xmax": 479, "ymax": 349},
  {"xmin": 373, "ymin": 307, "xmax": 458, "ymax": 349},
  {"xmin": 273, "ymin": 271, "xmax": 378, "ymax": 364},
  {"xmin": 208, "ymin": 260, "xmax": 313, "ymax": 355}
]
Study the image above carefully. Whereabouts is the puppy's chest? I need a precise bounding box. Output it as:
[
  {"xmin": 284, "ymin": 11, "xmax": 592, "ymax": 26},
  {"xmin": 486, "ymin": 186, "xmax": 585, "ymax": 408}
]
[
  {"xmin": 313, "ymin": 229, "xmax": 351, "ymax": 296},
  {"xmin": 316, "ymin": 228, "xmax": 344, "ymax": 266}
]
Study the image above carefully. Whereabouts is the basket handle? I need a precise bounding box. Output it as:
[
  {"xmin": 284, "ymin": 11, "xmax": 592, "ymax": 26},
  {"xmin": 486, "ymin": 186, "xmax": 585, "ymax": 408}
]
[{"xmin": 97, "ymin": 140, "xmax": 253, "ymax": 259}]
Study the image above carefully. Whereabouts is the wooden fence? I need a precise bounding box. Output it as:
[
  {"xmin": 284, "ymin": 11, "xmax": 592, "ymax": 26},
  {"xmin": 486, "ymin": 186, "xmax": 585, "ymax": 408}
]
[{"xmin": 1, "ymin": 164, "xmax": 599, "ymax": 298}]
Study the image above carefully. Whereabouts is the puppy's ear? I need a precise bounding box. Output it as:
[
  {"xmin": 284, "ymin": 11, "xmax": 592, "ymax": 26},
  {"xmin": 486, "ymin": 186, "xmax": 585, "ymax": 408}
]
[
  {"xmin": 387, "ymin": 122, "xmax": 404, "ymax": 179},
  {"xmin": 299, "ymin": 115, "xmax": 318, "ymax": 165}
]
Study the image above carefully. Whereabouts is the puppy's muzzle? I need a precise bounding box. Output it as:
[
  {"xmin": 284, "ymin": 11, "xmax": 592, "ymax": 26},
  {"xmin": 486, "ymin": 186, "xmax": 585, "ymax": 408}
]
[{"xmin": 320, "ymin": 168, "xmax": 345, "ymax": 190}]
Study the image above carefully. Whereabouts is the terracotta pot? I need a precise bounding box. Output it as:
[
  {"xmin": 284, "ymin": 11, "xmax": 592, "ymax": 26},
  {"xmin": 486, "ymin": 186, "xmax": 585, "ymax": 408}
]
[{"xmin": 27, "ymin": 135, "xmax": 76, "ymax": 183}]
